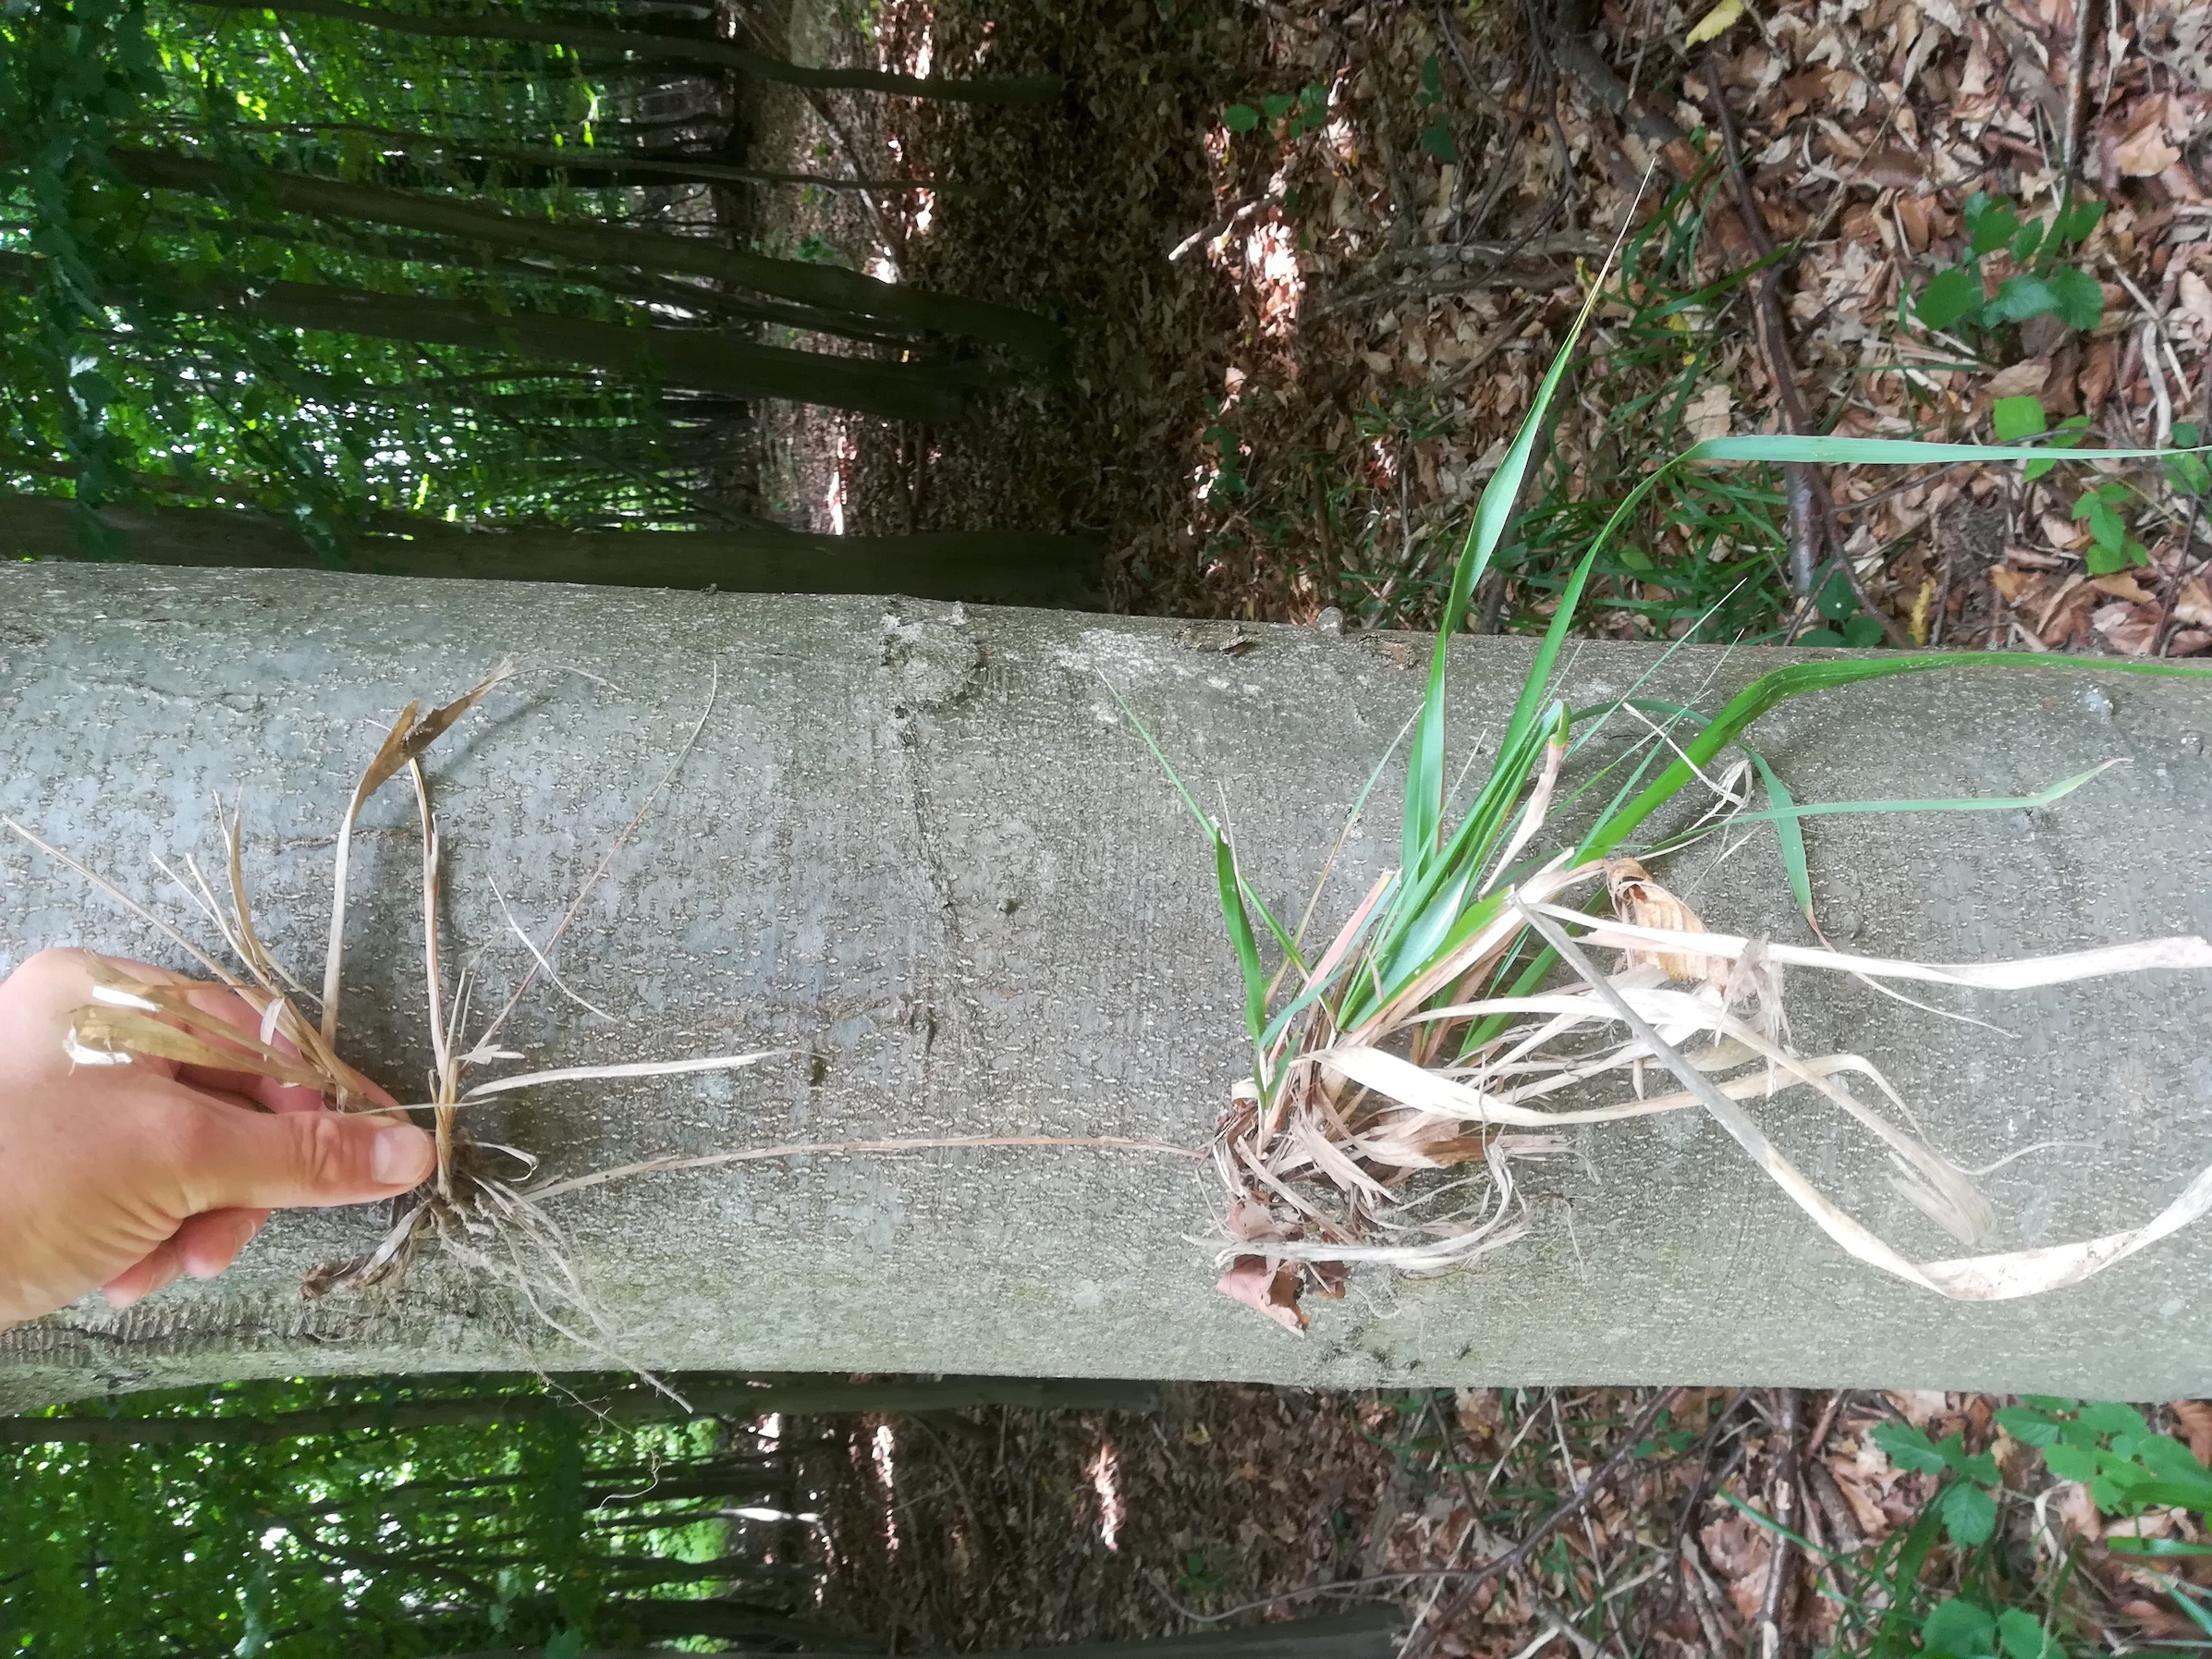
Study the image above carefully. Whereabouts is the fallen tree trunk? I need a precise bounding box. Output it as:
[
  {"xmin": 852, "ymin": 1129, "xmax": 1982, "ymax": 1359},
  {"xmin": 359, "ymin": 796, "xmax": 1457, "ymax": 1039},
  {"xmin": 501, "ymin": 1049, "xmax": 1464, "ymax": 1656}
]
[
  {"xmin": 0, "ymin": 495, "xmax": 1105, "ymax": 608},
  {"xmin": 2, "ymin": 566, "xmax": 2208, "ymax": 1407}
]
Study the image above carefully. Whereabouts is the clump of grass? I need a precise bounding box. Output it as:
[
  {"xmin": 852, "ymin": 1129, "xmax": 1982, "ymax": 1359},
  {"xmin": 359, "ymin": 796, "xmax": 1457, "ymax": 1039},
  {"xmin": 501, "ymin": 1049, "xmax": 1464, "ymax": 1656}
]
[{"xmin": 1126, "ymin": 276, "xmax": 2212, "ymax": 1333}]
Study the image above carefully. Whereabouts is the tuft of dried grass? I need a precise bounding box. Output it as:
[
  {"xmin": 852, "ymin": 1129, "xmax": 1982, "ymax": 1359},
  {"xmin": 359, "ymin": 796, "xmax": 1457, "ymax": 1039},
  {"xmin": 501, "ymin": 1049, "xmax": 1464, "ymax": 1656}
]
[{"xmin": 14, "ymin": 662, "xmax": 1202, "ymax": 1376}]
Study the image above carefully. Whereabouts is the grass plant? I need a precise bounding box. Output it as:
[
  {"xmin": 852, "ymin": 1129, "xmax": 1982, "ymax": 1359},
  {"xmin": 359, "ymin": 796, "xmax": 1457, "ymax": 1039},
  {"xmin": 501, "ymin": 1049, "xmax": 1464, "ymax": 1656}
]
[{"xmin": 1130, "ymin": 279, "xmax": 2212, "ymax": 1333}]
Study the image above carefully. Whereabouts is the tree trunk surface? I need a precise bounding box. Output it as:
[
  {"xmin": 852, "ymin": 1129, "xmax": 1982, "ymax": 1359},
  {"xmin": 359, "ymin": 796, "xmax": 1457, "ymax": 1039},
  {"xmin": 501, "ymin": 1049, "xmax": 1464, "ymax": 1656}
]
[
  {"xmin": 2, "ymin": 566, "xmax": 2208, "ymax": 1409},
  {"xmin": 1, "ymin": 496, "xmax": 1106, "ymax": 608}
]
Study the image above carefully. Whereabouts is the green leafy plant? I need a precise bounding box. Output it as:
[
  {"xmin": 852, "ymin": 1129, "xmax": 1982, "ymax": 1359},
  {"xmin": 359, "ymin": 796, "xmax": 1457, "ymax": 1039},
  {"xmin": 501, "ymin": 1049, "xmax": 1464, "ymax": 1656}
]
[
  {"xmin": 1175, "ymin": 1549, "xmax": 1224, "ymax": 1599},
  {"xmin": 1223, "ymin": 81, "xmax": 1328, "ymax": 140},
  {"xmin": 1992, "ymin": 397, "xmax": 2209, "ymax": 575},
  {"xmin": 1998, "ymin": 1398, "xmax": 2212, "ymax": 1636},
  {"xmin": 1795, "ymin": 567, "xmax": 1891, "ymax": 647},
  {"xmin": 1915, "ymin": 191, "xmax": 2106, "ymax": 342},
  {"xmin": 1413, "ymin": 51, "xmax": 1456, "ymax": 163},
  {"xmin": 1875, "ymin": 1420, "xmax": 2002, "ymax": 1545},
  {"xmin": 1914, "ymin": 1598, "xmax": 2061, "ymax": 1659}
]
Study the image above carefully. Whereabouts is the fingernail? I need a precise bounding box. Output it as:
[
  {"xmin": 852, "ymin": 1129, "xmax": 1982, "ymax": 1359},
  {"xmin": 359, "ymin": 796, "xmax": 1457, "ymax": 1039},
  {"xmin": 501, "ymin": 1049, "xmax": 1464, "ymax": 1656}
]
[
  {"xmin": 373, "ymin": 1125, "xmax": 433, "ymax": 1186},
  {"xmin": 103, "ymin": 1284, "xmax": 144, "ymax": 1310}
]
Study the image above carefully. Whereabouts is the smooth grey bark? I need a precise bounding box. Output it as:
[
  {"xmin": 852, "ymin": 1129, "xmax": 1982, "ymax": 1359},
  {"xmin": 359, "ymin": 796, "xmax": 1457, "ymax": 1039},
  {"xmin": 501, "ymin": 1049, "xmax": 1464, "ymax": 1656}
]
[
  {"xmin": 104, "ymin": 147, "xmax": 1060, "ymax": 361},
  {"xmin": 429, "ymin": 1609, "xmax": 1406, "ymax": 1659},
  {"xmin": 1, "ymin": 496, "xmax": 1105, "ymax": 609},
  {"xmin": 1, "ymin": 567, "xmax": 2209, "ymax": 1408}
]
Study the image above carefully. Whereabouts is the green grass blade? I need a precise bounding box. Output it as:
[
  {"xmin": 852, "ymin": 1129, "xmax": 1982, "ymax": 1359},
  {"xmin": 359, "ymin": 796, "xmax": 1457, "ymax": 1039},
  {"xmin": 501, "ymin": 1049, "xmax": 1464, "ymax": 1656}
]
[
  {"xmin": 1684, "ymin": 760, "xmax": 2119, "ymax": 830},
  {"xmin": 1742, "ymin": 747, "xmax": 1813, "ymax": 926},
  {"xmin": 1405, "ymin": 279, "xmax": 1611, "ymax": 884},
  {"xmin": 1260, "ymin": 872, "xmax": 1398, "ymax": 1052},
  {"xmin": 1699, "ymin": 434, "xmax": 2208, "ymax": 467},
  {"xmin": 1101, "ymin": 674, "xmax": 1214, "ymax": 833},
  {"xmin": 1586, "ymin": 653, "xmax": 2206, "ymax": 863},
  {"xmin": 1216, "ymin": 832, "xmax": 1268, "ymax": 1058}
]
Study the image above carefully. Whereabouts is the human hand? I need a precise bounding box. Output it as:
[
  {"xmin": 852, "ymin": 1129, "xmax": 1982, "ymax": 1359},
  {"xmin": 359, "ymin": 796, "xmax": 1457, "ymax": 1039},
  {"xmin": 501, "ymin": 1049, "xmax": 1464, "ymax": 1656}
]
[{"xmin": 0, "ymin": 948, "xmax": 434, "ymax": 1330}]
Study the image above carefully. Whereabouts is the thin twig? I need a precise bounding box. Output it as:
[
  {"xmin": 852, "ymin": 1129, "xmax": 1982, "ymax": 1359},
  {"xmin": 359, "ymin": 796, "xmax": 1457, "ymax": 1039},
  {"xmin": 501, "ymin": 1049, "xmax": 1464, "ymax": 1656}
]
[
  {"xmin": 1399, "ymin": 1387, "xmax": 1680, "ymax": 1659},
  {"xmin": 1752, "ymin": 1387, "xmax": 1803, "ymax": 1659}
]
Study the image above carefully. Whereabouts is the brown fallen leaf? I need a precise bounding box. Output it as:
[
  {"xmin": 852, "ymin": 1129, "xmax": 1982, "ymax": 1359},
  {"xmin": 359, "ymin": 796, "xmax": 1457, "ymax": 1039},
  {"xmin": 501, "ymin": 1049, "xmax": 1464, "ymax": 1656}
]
[
  {"xmin": 2116, "ymin": 105, "xmax": 2182, "ymax": 177},
  {"xmin": 2171, "ymin": 1399, "xmax": 2212, "ymax": 1466},
  {"xmin": 1700, "ymin": 1509, "xmax": 1772, "ymax": 1622},
  {"xmin": 1216, "ymin": 1255, "xmax": 1307, "ymax": 1333},
  {"xmin": 1607, "ymin": 857, "xmax": 1727, "ymax": 985},
  {"xmin": 1986, "ymin": 359, "xmax": 2050, "ymax": 400},
  {"xmin": 1860, "ymin": 144, "xmax": 1927, "ymax": 190},
  {"xmin": 2037, "ymin": 575, "xmax": 2096, "ymax": 645},
  {"xmin": 2082, "ymin": 337, "xmax": 2119, "ymax": 409},
  {"xmin": 2092, "ymin": 573, "xmax": 2154, "ymax": 602},
  {"xmin": 2094, "ymin": 601, "xmax": 2160, "ymax": 656},
  {"xmin": 2040, "ymin": 512, "xmax": 2091, "ymax": 553},
  {"xmin": 2175, "ymin": 579, "xmax": 2212, "ymax": 628},
  {"xmin": 1990, "ymin": 565, "xmax": 2046, "ymax": 605}
]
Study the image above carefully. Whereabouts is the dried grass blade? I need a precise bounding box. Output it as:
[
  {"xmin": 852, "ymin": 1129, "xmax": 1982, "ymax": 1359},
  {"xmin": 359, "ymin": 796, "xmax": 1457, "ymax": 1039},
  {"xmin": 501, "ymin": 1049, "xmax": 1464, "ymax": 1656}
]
[
  {"xmin": 1534, "ymin": 908, "xmax": 2212, "ymax": 988},
  {"xmin": 458, "ymin": 1049, "xmax": 795, "ymax": 1101},
  {"xmin": 68, "ymin": 1006, "xmax": 332, "ymax": 1090},
  {"xmin": 6, "ymin": 819, "xmax": 235, "ymax": 982},
  {"xmin": 1478, "ymin": 731, "xmax": 1568, "ymax": 896},
  {"xmin": 1514, "ymin": 898, "xmax": 2212, "ymax": 1302}
]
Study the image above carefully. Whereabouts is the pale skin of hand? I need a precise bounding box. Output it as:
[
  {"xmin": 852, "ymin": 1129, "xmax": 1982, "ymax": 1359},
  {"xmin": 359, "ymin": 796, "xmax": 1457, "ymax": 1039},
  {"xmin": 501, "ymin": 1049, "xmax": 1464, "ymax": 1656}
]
[{"xmin": 0, "ymin": 947, "xmax": 434, "ymax": 1332}]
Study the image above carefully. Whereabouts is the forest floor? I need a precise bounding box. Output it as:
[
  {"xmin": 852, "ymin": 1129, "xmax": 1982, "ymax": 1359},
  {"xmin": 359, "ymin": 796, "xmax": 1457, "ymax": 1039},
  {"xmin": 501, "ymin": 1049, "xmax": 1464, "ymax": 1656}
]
[
  {"xmin": 806, "ymin": 1385, "xmax": 2212, "ymax": 1657},
  {"xmin": 752, "ymin": 0, "xmax": 2209, "ymax": 649},
  {"xmin": 727, "ymin": 0, "xmax": 2212, "ymax": 1654}
]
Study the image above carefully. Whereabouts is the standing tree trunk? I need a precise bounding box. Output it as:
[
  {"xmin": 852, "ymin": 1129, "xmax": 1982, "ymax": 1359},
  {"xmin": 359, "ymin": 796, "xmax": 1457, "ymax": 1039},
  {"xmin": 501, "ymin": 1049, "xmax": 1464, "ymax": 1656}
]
[
  {"xmin": 100, "ymin": 146, "xmax": 1060, "ymax": 361},
  {"xmin": 2, "ymin": 567, "xmax": 2209, "ymax": 1408},
  {"xmin": 0, "ymin": 250, "xmax": 996, "ymax": 424},
  {"xmin": 188, "ymin": 0, "xmax": 1064, "ymax": 105},
  {"xmin": 0, "ymin": 494, "xmax": 1105, "ymax": 608}
]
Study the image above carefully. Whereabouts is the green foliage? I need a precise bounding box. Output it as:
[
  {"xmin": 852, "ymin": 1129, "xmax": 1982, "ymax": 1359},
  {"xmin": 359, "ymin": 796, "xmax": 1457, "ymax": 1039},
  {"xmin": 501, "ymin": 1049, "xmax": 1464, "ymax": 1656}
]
[
  {"xmin": 1874, "ymin": 1421, "xmax": 2001, "ymax": 1544},
  {"xmin": 1175, "ymin": 1549, "xmax": 1225, "ymax": 1599},
  {"xmin": 1913, "ymin": 191, "xmax": 2106, "ymax": 344},
  {"xmin": 1, "ymin": 1373, "xmax": 776, "ymax": 1658},
  {"xmin": 1412, "ymin": 52, "xmax": 1455, "ymax": 164},
  {"xmin": 1998, "ymin": 1398, "xmax": 2212, "ymax": 1519},
  {"xmin": 1988, "ymin": 395, "xmax": 2198, "ymax": 575},
  {"xmin": 1222, "ymin": 80, "xmax": 1329, "ymax": 141},
  {"xmin": 0, "ymin": 0, "xmax": 758, "ymax": 551},
  {"xmin": 1820, "ymin": 1398, "xmax": 2212, "ymax": 1656}
]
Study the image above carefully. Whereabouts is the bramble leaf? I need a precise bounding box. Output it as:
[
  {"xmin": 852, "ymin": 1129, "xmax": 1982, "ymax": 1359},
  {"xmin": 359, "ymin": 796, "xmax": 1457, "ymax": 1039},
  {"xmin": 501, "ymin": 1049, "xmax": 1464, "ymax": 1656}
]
[{"xmin": 1916, "ymin": 266, "xmax": 1980, "ymax": 330}]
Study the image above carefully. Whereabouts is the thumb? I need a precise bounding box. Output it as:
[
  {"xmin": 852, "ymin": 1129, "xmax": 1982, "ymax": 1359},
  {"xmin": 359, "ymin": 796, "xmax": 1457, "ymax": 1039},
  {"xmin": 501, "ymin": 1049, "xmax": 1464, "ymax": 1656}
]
[{"xmin": 178, "ymin": 1102, "xmax": 435, "ymax": 1213}]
